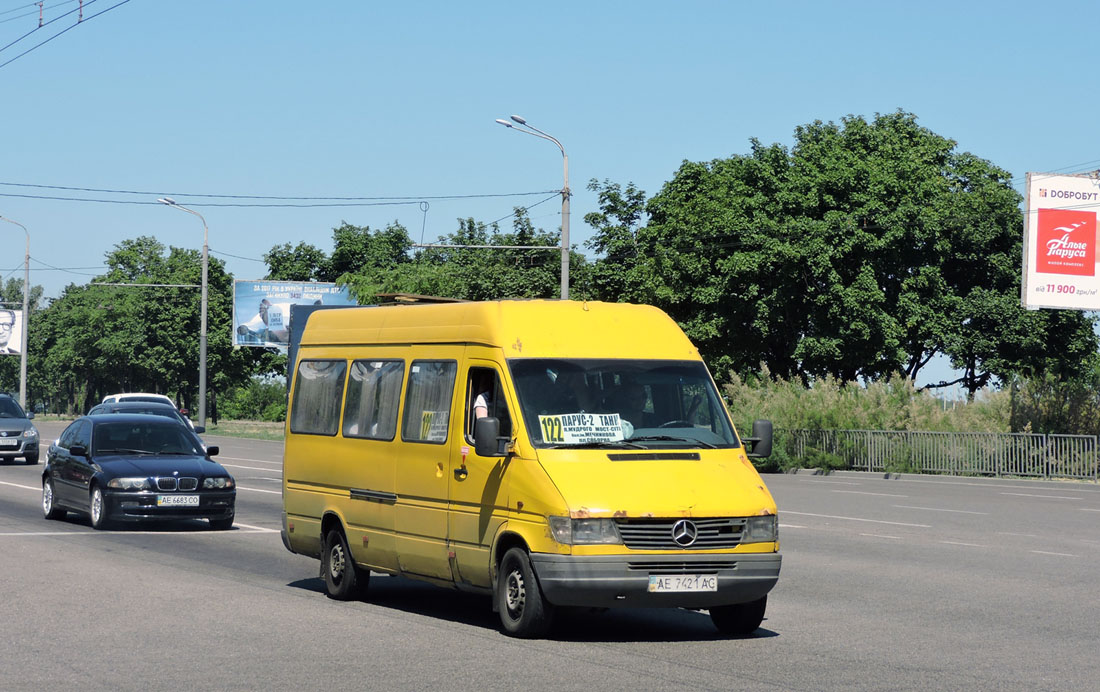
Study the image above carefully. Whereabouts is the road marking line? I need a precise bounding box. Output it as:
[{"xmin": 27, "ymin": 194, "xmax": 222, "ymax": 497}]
[
  {"xmin": 236, "ymin": 486, "xmax": 281, "ymax": 495},
  {"xmin": 0, "ymin": 480, "xmax": 40, "ymax": 491},
  {"xmin": 998, "ymin": 532, "xmax": 1038, "ymax": 538},
  {"xmin": 1030, "ymin": 550, "xmax": 1077, "ymax": 557},
  {"xmin": 1080, "ymin": 508, "xmax": 1100, "ymax": 512},
  {"xmin": 233, "ymin": 522, "xmax": 279, "ymax": 533},
  {"xmin": 893, "ymin": 505, "xmax": 988, "ymax": 515},
  {"xmin": 783, "ymin": 511, "xmax": 931, "ymax": 528},
  {"xmin": 219, "ymin": 456, "xmax": 282, "ymax": 465},
  {"xmin": 221, "ymin": 463, "xmax": 283, "ymax": 473},
  {"xmin": 940, "ymin": 540, "xmax": 984, "ymax": 547},
  {"xmin": 0, "ymin": 527, "xmax": 275, "ymax": 536},
  {"xmin": 1002, "ymin": 492, "xmax": 1080, "ymax": 500},
  {"xmin": 860, "ymin": 533, "xmax": 901, "ymax": 539},
  {"xmin": 832, "ymin": 490, "xmax": 907, "ymax": 497},
  {"xmin": 778, "ymin": 523, "xmax": 806, "ymax": 529}
]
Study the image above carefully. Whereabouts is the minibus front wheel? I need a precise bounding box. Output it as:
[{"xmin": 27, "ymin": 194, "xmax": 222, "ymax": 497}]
[
  {"xmin": 709, "ymin": 596, "xmax": 767, "ymax": 636},
  {"xmin": 497, "ymin": 547, "xmax": 554, "ymax": 638},
  {"xmin": 322, "ymin": 527, "xmax": 369, "ymax": 600}
]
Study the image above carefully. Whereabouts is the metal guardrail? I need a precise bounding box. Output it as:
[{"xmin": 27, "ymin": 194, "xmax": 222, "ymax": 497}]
[{"xmin": 779, "ymin": 429, "xmax": 1099, "ymax": 481}]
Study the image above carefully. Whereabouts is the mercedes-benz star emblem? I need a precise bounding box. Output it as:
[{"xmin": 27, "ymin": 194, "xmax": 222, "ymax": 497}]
[{"xmin": 671, "ymin": 519, "xmax": 698, "ymax": 547}]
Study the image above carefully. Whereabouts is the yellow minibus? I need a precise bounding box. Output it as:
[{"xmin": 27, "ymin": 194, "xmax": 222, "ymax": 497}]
[{"xmin": 281, "ymin": 300, "xmax": 780, "ymax": 637}]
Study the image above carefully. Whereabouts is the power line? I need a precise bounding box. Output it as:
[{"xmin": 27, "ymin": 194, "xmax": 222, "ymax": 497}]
[{"xmin": 0, "ymin": 0, "xmax": 131, "ymax": 70}]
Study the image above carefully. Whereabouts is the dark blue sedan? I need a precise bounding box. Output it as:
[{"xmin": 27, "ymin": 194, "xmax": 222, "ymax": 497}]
[{"xmin": 42, "ymin": 414, "xmax": 235, "ymax": 530}]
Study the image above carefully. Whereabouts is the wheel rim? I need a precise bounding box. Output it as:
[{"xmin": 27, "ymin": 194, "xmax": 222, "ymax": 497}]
[
  {"xmin": 42, "ymin": 482, "xmax": 53, "ymax": 514},
  {"xmin": 91, "ymin": 489, "xmax": 103, "ymax": 525},
  {"xmin": 505, "ymin": 568, "xmax": 526, "ymax": 618},
  {"xmin": 329, "ymin": 542, "xmax": 346, "ymax": 583}
]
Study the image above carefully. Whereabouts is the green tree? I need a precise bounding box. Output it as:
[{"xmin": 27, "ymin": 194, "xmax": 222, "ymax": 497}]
[{"xmin": 594, "ymin": 111, "xmax": 1096, "ymax": 391}]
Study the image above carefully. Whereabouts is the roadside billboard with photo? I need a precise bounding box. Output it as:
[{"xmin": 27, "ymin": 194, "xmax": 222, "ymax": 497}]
[
  {"xmin": 0, "ymin": 308, "xmax": 23, "ymax": 355},
  {"xmin": 1022, "ymin": 172, "xmax": 1100, "ymax": 310},
  {"xmin": 233, "ymin": 281, "xmax": 357, "ymax": 348}
]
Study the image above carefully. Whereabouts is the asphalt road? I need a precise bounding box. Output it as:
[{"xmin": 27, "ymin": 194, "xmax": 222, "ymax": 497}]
[{"xmin": 1, "ymin": 420, "xmax": 1097, "ymax": 691}]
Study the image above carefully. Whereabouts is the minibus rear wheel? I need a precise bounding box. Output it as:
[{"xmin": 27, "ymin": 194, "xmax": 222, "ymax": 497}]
[
  {"xmin": 497, "ymin": 547, "xmax": 554, "ymax": 638},
  {"xmin": 323, "ymin": 527, "xmax": 368, "ymax": 600},
  {"xmin": 709, "ymin": 596, "xmax": 767, "ymax": 636}
]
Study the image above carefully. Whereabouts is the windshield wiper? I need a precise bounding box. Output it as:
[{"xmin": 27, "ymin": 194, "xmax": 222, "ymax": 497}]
[
  {"xmin": 547, "ymin": 440, "xmax": 644, "ymax": 449},
  {"xmin": 629, "ymin": 435, "xmax": 716, "ymax": 449},
  {"xmin": 96, "ymin": 448, "xmax": 153, "ymax": 455}
]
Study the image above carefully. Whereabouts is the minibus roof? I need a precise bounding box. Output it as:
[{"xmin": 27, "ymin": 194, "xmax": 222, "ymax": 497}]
[{"xmin": 298, "ymin": 300, "xmax": 699, "ymax": 360}]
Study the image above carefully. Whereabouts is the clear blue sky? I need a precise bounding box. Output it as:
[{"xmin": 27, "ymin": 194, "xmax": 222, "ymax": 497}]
[{"xmin": 2, "ymin": 0, "xmax": 1097, "ymax": 389}]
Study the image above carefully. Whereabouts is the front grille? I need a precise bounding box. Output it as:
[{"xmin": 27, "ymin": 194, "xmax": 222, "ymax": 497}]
[
  {"xmin": 156, "ymin": 477, "xmax": 177, "ymax": 491},
  {"xmin": 155, "ymin": 477, "xmax": 199, "ymax": 491},
  {"xmin": 178, "ymin": 477, "xmax": 198, "ymax": 491},
  {"xmin": 616, "ymin": 517, "xmax": 746, "ymax": 550},
  {"xmin": 627, "ymin": 560, "xmax": 739, "ymax": 574}
]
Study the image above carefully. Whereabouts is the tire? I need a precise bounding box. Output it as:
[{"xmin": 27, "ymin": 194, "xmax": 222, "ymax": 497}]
[
  {"xmin": 497, "ymin": 547, "xmax": 554, "ymax": 638},
  {"xmin": 709, "ymin": 596, "xmax": 767, "ymax": 636},
  {"xmin": 89, "ymin": 485, "xmax": 111, "ymax": 530},
  {"xmin": 322, "ymin": 527, "xmax": 368, "ymax": 600},
  {"xmin": 209, "ymin": 517, "xmax": 234, "ymax": 531},
  {"xmin": 42, "ymin": 479, "xmax": 66, "ymax": 520},
  {"xmin": 24, "ymin": 453, "xmax": 39, "ymax": 465}
]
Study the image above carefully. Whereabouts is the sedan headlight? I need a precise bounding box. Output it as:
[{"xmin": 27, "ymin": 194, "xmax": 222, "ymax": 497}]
[
  {"xmin": 548, "ymin": 516, "xmax": 622, "ymax": 545},
  {"xmin": 108, "ymin": 477, "xmax": 151, "ymax": 491},
  {"xmin": 203, "ymin": 477, "xmax": 235, "ymax": 489},
  {"xmin": 23, "ymin": 428, "xmax": 37, "ymax": 439},
  {"xmin": 743, "ymin": 515, "xmax": 778, "ymax": 543}
]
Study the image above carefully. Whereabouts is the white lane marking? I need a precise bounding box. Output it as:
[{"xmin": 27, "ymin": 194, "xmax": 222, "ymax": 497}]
[
  {"xmin": 0, "ymin": 526, "xmax": 275, "ymax": 536},
  {"xmin": 893, "ymin": 505, "xmax": 988, "ymax": 515},
  {"xmin": 810, "ymin": 480, "xmax": 863, "ymax": 486},
  {"xmin": 778, "ymin": 523, "xmax": 806, "ymax": 529},
  {"xmin": 1080, "ymin": 508, "xmax": 1100, "ymax": 512},
  {"xmin": 1002, "ymin": 492, "xmax": 1080, "ymax": 500},
  {"xmin": 218, "ymin": 456, "xmax": 282, "ymax": 465},
  {"xmin": 235, "ymin": 486, "xmax": 281, "ymax": 495},
  {"xmin": 832, "ymin": 490, "xmax": 907, "ymax": 497},
  {"xmin": 939, "ymin": 540, "xmax": 984, "ymax": 548},
  {"xmin": 860, "ymin": 533, "xmax": 901, "ymax": 540},
  {"xmin": 221, "ymin": 463, "xmax": 283, "ymax": 473},
  {"xmin": 1030, "ymin": 550, "xmax": 1077, "ymax": 557},
  {"xmin": 0, "ymin": 480, "xmax": 40, "ymax": 491},
  {"xmin": 783, "ymin": 511, "xmax": 931, "ymax": 528},
  {"xmin": 998, "ymin": 532, "xmax": 1038, "ymax": 538}
]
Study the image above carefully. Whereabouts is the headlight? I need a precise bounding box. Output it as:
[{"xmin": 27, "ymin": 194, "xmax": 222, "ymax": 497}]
[
  {"xmin": 24, "ymin": 428, "xmax": 37, "ymax": 438},
  {"xmin": 743, "ymin": 515, "xmax": 778, "ymax": 543},
  {"xmin": 108, "ymin": 477, "xmax": 151, "ymax": 490},
  {"xmin": 548, "ymin": 516, "xmax": 622, "ymax": 545},
  {"xmin": 203, "ymin": 477, "xmax": 235, "ymax": 489}
]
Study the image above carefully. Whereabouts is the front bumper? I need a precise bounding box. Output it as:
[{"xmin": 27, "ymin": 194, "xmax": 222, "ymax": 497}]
[
  {"xmin": 530, "ymin": 552, "xmax": 781, "ymax": 609},
  {"xmin": 103, "ymin": 489, "xmax": 236, "ymax": 523},
  {"xmin": 0, "ymin": 439, "xmax": 37, "ymax": 458}
]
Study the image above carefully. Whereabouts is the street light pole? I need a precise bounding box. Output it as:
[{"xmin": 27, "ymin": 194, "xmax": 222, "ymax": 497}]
[
  {"xmin": 157, "ymin": 198, "xmax": 209, "ymax": 428},
  {"xmin": 495, "ymin": 115, "xmax": 571, "ymax": 300},
  {"xmin": 0, "ymin": 215, "xmax": 29, "ymax": 409}
]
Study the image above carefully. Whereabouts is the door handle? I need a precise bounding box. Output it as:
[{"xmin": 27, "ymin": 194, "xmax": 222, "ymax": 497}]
[{"xmin": 453, "ymin": 465, "xmax": 468, "ymax": 481}]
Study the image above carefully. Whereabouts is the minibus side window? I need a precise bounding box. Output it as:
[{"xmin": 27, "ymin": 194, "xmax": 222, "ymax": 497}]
[
  {"xmin": 401, "ymin": 360, "xmax": 457, "ymax": 444},
  {"xmin": 343, "ymin": 360, "xmax": 404, "ymax": 440},
  {"xmin": 290, "ymin": 359, "xmax": 347, "ymax": 436},
  {"xmin": 465, "ymin": 367, "xmax": 512, "ymax": 442}
]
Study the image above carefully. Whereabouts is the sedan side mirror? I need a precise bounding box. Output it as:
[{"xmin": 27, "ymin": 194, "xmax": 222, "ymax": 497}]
[
  {"xmin": 193, "ymin": 425, "xmax": 206, "ymax": 434},
  {"xmin": 69, "ymin": 444, "xmax": 88, "ymax": 458},
  {"xmin": 205, "ymin": 446, "xmax": 220, "ymax": 457},
  {"xmin": 744, "ymin": 419, "xmax": 773, "ymax": 459}
]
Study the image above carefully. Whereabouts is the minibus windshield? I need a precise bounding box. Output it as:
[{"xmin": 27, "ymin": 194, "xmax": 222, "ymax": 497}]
[{"xmin": 509, "ymin": 359, "xmax": 740, "ymax": 449}]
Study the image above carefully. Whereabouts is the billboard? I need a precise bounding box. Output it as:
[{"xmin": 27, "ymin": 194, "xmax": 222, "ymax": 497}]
[
  {"xmin": 233, "ymin": 281, "xmax": 357, "ymax": 348},
  {"xmin": 1022, "ymin": 172, "xmax": 1100, "ymax": 310},
  {"xmin": 0, "ymin": 308, "xmax": 23, "ymax": 355}
]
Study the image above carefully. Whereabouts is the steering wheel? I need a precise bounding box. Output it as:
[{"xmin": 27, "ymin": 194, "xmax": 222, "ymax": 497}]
[{"xmin": 658, "ymin": 420, "xmax": 693, "ymax": 428}]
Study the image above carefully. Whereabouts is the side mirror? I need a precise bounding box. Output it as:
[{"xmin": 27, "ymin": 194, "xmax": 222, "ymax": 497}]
[
  {"xmin": 27, "ymin": 412, "xmax": 35, "ymax": 420},
  {"xmin": 193, "ymin": 425, "xmax": 206, "ymax": 434},
  {"xmin": 744, "ymin": 419, "xmax": 773, "ymax": 459},
  {"xmin": 69, "ymin": 444, "xmax": 88, "ymax": 458},
  {"xmin": 205, "ymin": 445, "xmax": 220, "ymax": 457},
  {"xmin": 474, "ymin": 417, "xmax": 503, "ymax": 457}
]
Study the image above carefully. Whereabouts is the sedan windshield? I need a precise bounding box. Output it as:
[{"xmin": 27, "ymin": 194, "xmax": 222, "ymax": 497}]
[
  {"xmin": 92, "ymin": 422, "xmax": 202, "ymax": 456},
  {"xmin": 509, "ymin": 359, "xmax": 740, "ymax": 449}
]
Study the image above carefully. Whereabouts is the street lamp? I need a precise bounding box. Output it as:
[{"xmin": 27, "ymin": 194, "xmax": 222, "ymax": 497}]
[
  {"xmin": 157, "ymin": 197, "xmax": 209, "ymax": 428},
  {"xmin": 0, "ymin": 215, "xmax": 29, "ymax": 409},
  {"xmin": 496, "ymin": 114, "xmax": 571, "ymax": 300}
]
